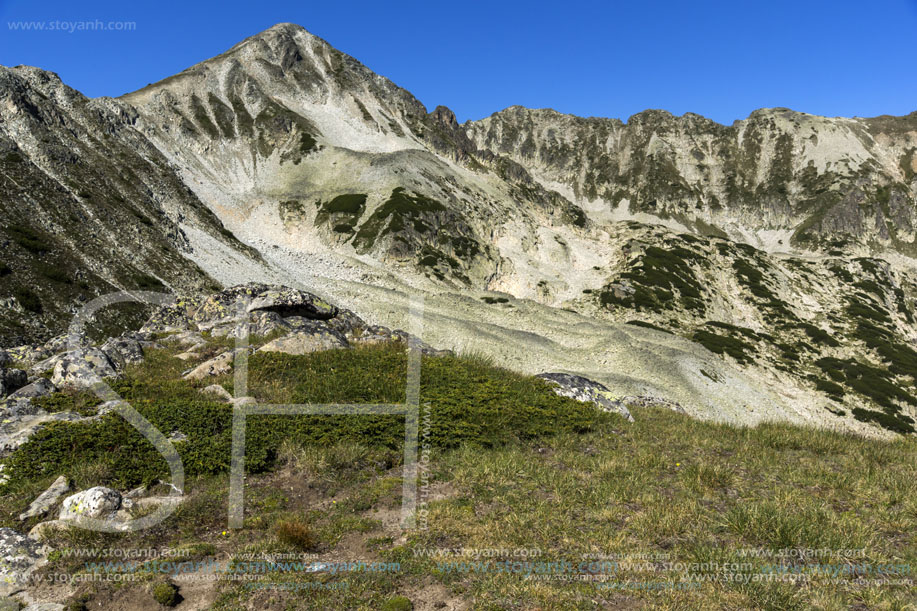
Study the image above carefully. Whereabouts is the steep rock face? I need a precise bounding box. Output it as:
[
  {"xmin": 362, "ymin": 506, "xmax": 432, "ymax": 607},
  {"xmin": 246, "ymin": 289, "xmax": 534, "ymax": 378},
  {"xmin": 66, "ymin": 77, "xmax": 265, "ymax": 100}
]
[
  {"xmin": 465, "ymin": 107, "xmax": 917, "ymax": 253},
  {"xmin": 0, "ymin": 66, "xmax": 254, "ymax": 345},
  {"xmin": 120, "ymin": 24, "xmax": 584, "ymax": 288}
]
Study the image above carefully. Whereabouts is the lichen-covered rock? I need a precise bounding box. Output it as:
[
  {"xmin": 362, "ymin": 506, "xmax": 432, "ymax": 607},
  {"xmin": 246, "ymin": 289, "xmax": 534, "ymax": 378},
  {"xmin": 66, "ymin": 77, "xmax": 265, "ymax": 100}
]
[
  {"xmin": 27, "ymin": 519, "xmax": 68, "ymax": 543},
  {"xmin": 140, "ymin": 296, "xmax": 205, "ymax": 334},
  {"xmin": 18, "ymin": 475, "xmax": 69, "ymax": 522},
  {"xmin": 200, "ymin": 385, "xmax": 233, "ymax": 402},
  {"xmin": 0, "ymin": 413, "xmax": 81, "ymax": 457},
  {"xmin": 7, "ymin": 378, "xmax": 56, "ymax": 401},
  {"xmin": 258, "ymin": 324, "xmax": 349, "ymax": 355},
  {"xmin": 0, "ymin": 369, "xmax": 28, "ymax": 398},
  {"xmin": 210, "ymin": 310, "xmax": 291, "ymax": 339},
  {"xmin": 182, "ymin": 350, "xmax": 240, "ymax": 380},
  {"xmin": 536, "ymin": 373, "xmax": 634, "ymax": 422},
  {"xmin": 59, "ymin": 487, "xmax": 122, "ymax": 521},
  {"xmin": 0, "ymin": 527, "xmax": 50, "ymax": 596},
  {"xmin": 325, "ymin": 308, "xmax": 368, "ymax": 338},
  {"xmin": 9, "ymin": 345, "xmax": 51, "ymax": 366},
  {"xmin": 100, "ymin": 336, "xmax": 145, "ymax": 371},
  {"xmin": 193, "ymin": 283, "xmax": 337, "ymax": 329},
  {"xmin": 50, "ymin": 348, "xmax": 118, "ymax": 390}
]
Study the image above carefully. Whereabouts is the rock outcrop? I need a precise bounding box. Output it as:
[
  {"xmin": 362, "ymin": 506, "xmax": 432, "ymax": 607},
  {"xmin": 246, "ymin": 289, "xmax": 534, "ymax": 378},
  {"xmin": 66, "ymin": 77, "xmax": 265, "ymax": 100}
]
[{"xmin": 537, "ymin": 373, "xmax": 634, "ymax": 422}]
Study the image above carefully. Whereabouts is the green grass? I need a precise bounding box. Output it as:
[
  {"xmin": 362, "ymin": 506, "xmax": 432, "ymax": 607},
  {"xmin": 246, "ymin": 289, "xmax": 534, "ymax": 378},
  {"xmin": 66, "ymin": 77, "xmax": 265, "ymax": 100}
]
[
  {"xmin": 4, "ymin": 340, "xmax": 917, "ymax": 609},
  {"xmin": 2, "ymin": 343, "xmax": 606, "ymax": 489}
]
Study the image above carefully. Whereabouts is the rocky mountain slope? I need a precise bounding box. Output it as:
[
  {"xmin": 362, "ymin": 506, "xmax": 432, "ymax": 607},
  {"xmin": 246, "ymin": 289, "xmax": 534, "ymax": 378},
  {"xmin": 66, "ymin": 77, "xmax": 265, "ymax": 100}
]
[
  {"xmin": 0, "ymin": 66, "xmax": 259, "ymax": 346},
  {"xmin": 2, "ymin": 22, "xmax": 916, "ymax": 437},
  {"xmin": 466, "ymin": 106, "xmax": 917, "ymax": 254}
]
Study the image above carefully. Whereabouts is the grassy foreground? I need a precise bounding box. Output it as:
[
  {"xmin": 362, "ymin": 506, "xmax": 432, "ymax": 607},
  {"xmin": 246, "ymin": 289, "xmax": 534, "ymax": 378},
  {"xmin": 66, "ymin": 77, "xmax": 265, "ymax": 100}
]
[{"xmin": 1, "ymin": 342, "xmax": 916, "ymax": 610}]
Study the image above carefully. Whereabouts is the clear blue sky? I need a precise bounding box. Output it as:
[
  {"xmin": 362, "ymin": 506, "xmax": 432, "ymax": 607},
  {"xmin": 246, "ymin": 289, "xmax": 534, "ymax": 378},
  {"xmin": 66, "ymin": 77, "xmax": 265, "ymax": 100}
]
[{"xmin": 1, "ymin": 0, "xmax": 915, "ymax": 125}]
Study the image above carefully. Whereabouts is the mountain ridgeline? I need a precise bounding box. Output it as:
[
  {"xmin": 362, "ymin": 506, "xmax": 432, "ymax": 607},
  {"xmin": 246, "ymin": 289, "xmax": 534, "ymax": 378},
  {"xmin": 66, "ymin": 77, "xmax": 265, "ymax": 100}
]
[{"xmin": 2, "ymin": 22, "xmax": 916, "ymax": 436}]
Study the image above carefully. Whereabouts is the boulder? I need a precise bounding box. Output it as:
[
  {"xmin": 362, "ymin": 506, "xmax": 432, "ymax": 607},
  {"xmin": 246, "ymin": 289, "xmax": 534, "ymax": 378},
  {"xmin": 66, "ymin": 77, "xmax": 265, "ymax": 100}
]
[
  {"xmin": 0, "ymin": 398, "xmax": 42, "ymax": 419},
  {"xmin": 27, "ymin": 353, "xmax": 68, "ymax": 377},
  {"xmin": 536, "ymin": 373, "xmax": 634, "ymax": 422},
  {"xmin": 192, "ymin": 284, "xmax": 337, "ymax": 329},
  {"xmin": 258, "ymin": 324, "xmax": 349, "ymax": 355},
  {"xmin": 50, "ymin": 348, "xmax": 118, "ymax": 390},
  {"xmin": 59, "ymin": 487, "xmax": 122, "ymax": 521},
  {"xmin": 325, "ymin": 308, "xmax": 367, "ymax": 338},
  {"xmin": 211, "ymin": 310, "xmax": 291, "ymax": 339},
  {"xmin": 18, "ymin": 476, "xmax": 69, "ymax": 522},
  {"xmin": 27, "ymin": 520, "xmax": 68, "ymax": 543},
  {"xmin": 0, "ymin": 413, "xmax": 81, "ymax": 457},
  {"xmin": 0, "ymin": 369, "xmax": 27, "ymax": 398},
  {"xmin": 182, "ymin": 350, "xmax": 240, "ymax": 381},
  {"xmin": 0, "ymin": 528, "xmax": 50, "ymax": 596},
  {"xmin": 200, "ymin": 385, "xmax": 233, "ymax": 402},
  {"xmin": 100, "ymin": 336, "xmax": 145, "ymax": 371},
  {"xmin": 9, "ymin": 345, "xmax": 51, "ymax": 366},
  {"xmin": 140, "ymin": 296, "xmax": 204, "ymax": 334},
  {"xmin": 7, "ymin": 378, "xmax": 56, "ymax": 401}
]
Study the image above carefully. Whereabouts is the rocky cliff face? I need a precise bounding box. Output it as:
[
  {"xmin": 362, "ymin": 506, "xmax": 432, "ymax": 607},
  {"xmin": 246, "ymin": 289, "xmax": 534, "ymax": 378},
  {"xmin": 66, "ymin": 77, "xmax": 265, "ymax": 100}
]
[
  {"xmin": 2, "ymin": 22, "xmax": 916, "ymax": 437},
  {"xmin": 465, "ymin": 106, "xmax": 917, "ymax": 254},
  {"xmin": 0, "ymin": 66, "xmax": 258, "ymax": 346}
]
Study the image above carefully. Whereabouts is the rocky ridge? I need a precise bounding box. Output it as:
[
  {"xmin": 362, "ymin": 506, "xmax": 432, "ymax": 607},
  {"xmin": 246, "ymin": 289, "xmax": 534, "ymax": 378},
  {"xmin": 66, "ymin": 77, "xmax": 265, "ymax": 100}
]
[{"xmin": 1, "ymin": 22, "xmax": 916, "ymax": 440}]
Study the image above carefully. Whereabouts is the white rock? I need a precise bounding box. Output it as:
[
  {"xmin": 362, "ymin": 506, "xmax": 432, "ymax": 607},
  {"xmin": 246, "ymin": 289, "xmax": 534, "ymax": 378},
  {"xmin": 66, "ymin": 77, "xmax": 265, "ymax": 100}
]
[{"xmin": 59, "ymin": 487, "xmax": 122, "ymax": 521}]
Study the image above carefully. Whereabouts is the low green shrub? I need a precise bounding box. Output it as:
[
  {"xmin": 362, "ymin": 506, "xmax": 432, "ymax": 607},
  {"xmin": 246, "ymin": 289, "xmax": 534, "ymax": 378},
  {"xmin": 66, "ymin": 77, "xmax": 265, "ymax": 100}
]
[{"xmin": 3, "ymin": 343, "xmax": 610, "ymax": 488}]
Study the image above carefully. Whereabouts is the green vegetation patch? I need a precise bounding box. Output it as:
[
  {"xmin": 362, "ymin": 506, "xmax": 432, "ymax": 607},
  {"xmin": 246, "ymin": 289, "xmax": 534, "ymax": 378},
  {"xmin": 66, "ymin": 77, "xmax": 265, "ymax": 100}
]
[
  {"xmin": 5, "ymin": 223, "xmax": 51, "ymax": 254},
  {"xmin": 3, "ymin": 344, "xmax": 609, "ymax": 488},
  {"xmin": 625, "ymin": 320, "xmax": 672, "ymax": 334},
  {"xmin": 692, "ymin": 329, "xmax": 755, "ymax": 364},
  {"xmin": 352, "ymin": 188, "xmax": 447, "ymax": 252},
  {"xmin": 601, "ymin": 245, "xmax": 707, "ymax": 314},
  {"xmin": 314, "ymin": 194, "xmax": 367, "ymax": 233},
  {"xmin": 731, "ymin": 256, "xmax": 795, "ymax": 322},
  {"xmin": 815, "ymin": 356, "xmax": 917, "ymax": 433},
  {"xmin": 13, "ymin": 288, "xmax": 42, "ymax": 314}
]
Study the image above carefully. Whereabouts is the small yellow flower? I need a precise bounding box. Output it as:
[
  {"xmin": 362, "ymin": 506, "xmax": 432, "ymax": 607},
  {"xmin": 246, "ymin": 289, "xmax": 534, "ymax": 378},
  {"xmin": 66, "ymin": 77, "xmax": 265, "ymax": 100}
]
[{"xmin": 675, "ymin": 463, "xmax": 681, "ymax": 467}]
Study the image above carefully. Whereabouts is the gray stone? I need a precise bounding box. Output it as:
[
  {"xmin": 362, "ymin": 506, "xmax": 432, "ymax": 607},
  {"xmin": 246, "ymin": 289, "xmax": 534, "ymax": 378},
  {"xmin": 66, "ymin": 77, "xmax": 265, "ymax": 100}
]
[
  {"xmin": 536, "ymin": 373, "xmax": 634, "ymax": 422},
  {"xmin": 191, "ymin": 284, "xmax": 335, "ymax": 328},
  {"xmin": 100, "ymin": 336, "xmax": 145, "ymax": 371},
  {"xmin": 23, "ymin": 603, "xmax": 66, "ymax": 610},
  {"xmin": 18, "ymin": 476, "xmax": 70, "ymax": 521},
  {"xmin": 7, "ymin": 378, "xmax": 56, "ymax": 401},
  {"xmin": 182, "ymin": 350, "xmax": 240, "ymax": 381},
  {"xmin": 258, "ymin": 325, "xmax": 348, "ymax": 355},
  {"xmin": 50, "ymin": 348, "xmax": 118, "ymax": 390},
  {"xmin": 59, "ymin": 487, "xmax": 122, "ymax": 521},
  {"xmin": 0, "ymin": 527, "xmax": 50, "ymax": 596},
  {"xmin": 200, "ymin": 385, "xmax": 233, "ymax": 402},
  {"xmin": 0, "ymin": 369, "xmax": 28, "ymax": 399},
  {"xmin": 0, "ymin": 398, "xmax": 42, "ymax": 419},
  {"xmin": 0, "ymin": 413, "xmax": 81, "ymax": 457},
  {"xmin": 26, "ymin": 520, "xmax": 68, "ymax": 543}
]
